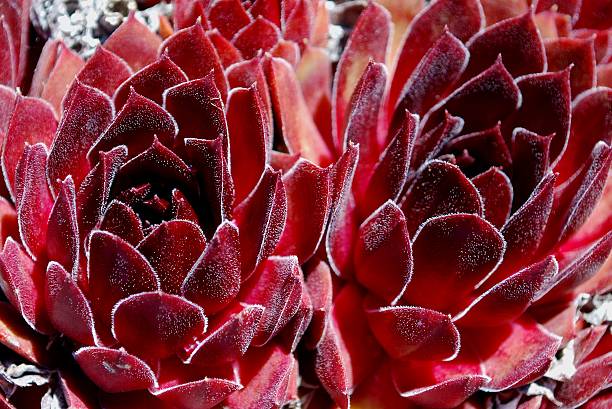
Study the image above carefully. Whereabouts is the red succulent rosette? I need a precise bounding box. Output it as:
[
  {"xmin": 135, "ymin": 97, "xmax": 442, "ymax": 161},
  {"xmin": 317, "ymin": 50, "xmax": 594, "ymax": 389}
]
[
  {"xmin": 0, "ymin": 0, "xmax": 609, "ymax": 408},
  {"xmin": 293, "ymin": 1, "xmax": 611, "ymax": 408},
  {"xmin": 0, "ymin": 1, "xmax": 331, "ymax": 408}
]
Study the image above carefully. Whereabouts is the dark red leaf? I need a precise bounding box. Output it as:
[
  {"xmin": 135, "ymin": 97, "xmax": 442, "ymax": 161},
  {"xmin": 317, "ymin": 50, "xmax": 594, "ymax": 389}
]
[
  {"xmin": 455, "ymin": 256, "xmax": 558, "ymax": 327},
  {"xmin": 401, "ymin": 160, "xmax": 483, "ymax": 236},
  {"xmin": 472, "ymin": 167, "xmax": 513, "ymax": 228},
  {"xmin": 226, "ymin": 86, "xmax": 269, "ymax": 203},
  {"xmin": 15, "ymin": 144, "xmax": 54, "ymax": 259},
  {"xmin": 506, "ymin": 69, "xmax": 571, "ymax": 163},
  {"xmin": 394, "ymin": 30, "xmax": 469, "ymax": 117},
  {"xmin": 403, "ymin": 214, "xmax": 505, "ymax": 313},
  {"xmin": 304, "ymin": 260, "xmax": 332, "ymax": 349},
  {"xmin": 422, "ymin": 57, "xmax": 520, "ymax": 134},
  {"xmin": 112, "ymin": 291, "xmax": 206, "ymax": 359},
  {"xmin": 333, "ymin": 3, "xmax": 390, "ymax": 151},
  {"xmin": 367, "ymin": 305, "xmax": 459, "ymax": 361},
  {"xmin": 113, "ymin": 55, "xmax": 188, "ymax": 110},
  {"xmin": 45, "ymin": 262, "xmax": 94, "ymax": 345},
  {"xmin": 99, "ymin": 200, "xmax": 144, "ymax": 246},
  {"xmin": 1, "ymin": 95, "xmax": 57, "ymax": 200},
  {"xmin": 445, "ymin": 124, "xmax": 512, "ymax": 173},
  {"xmin": 152, "ymin": 377, "xmax": 241, "ymax": 409},
  {"xmin": 48, "ymin": 81, "xmax": 113, "ymax": 192},
  {"xmin": 76, "ymin": 47, "xmax": 132, "ymax": 97},
  {"xmin": 463, "ymin": 12, "xmax": 545, "ymax": 79},
  {"xmin": 182, "ymin": 221, "xmax": 241, "ymax": 315},
  {"xmin": 276, "ymin": 159, "xmax": 331, "ymax": 263},
  {"xmin": 232, "ymin": 17, "xmax": 280, "ymax": 59},
  {"xmin": 103, "ymin": 12, "xmax": 161, "ymax": 71},
  {"xmin": 354, "ymin": 201, "xmax": 412, "ymax": 304},
  {"xmin": 265, "ymin": 56, "xmax": 332, "ymax": 165},
  {"xmin": 207, "ymin": 29, "xmax": 243, "ymax": 68},
  {"xmin": 138, "ymin": 220, "xmax": 206, "ymax": 295},
  {"xmin": 89, "ymin": 89, "xmax": 176, "ymax": 161},
  {"xmin": 160, "ymin": 21, "xmax": 228, "ymax": 101},
  {"xmin": 208, "ymin": 0, "xmax": 251, "ymax": 38},
  {"xmin": 47, "ymin": 176, "xmax": 79, "ymax": 273},
  {"xmin": 546, "ymin": 37, "xmax": 596, "ymax": 96},
  {"xmin": 74, "ymin": 347, "xmax": 157, "ymax": 393},
  {"xmin": 389, "ymin": 0, "xmax": 484, "ymax": 110},
  {"xmin": 233, "ymin": 166, "xmax": 286, "ymax": 279},
  {"xmin": 511, "ymin": 128, "xmax": 553, "ymax": 207},
  {"xmin": 240, "ymin": 256, "xmax": 302, "ymax": 346},
  {"xmin": 184, "ymin": 303, "xmax": 264, "ymax": 366},
  {"xmin": 87, "ymin": 231, "xmax": 159, "ymax": 327}
]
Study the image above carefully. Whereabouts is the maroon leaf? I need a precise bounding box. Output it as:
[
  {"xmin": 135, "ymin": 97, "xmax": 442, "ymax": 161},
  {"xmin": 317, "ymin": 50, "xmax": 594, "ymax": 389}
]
[
  {"xmin": 281, "ymin": 286, "xmax": 313, "ymax": 352},
  {"xmin": 463, "ymin": 12, "xmax": 545, "ymax": 79},
  {"xmin": 265, "ymin": 56, "xmax": 332, "ymax": 165},
  {"xmin": 112, "ymin": 291, "xmax": 206, "ymax": 359},
  {"xmin": 48, "ymin": 81, "xmax": 113, "ymax": 192},
  {"xmin": 233, "ymin": 166, "xmax": 287, "ymax": 279},
  {"xmin": 511, "ymin": 128, "xmax": 553, "ymax": 207},
  {"xmin": 226, "ymin": 344, "xmax": 295, "ymax": 409},
  {"xmin": 283, "ymin": 0, "xmax": 315, "ymax": 44},
  {"xmin": 360, "ymin": 112, "xmax": 418, "ymax": 217},
  {"xmin": 103, "ymin": 12, "xmax": 161, "ymax": 71},
  {"xmin": 333, "ymin": 3, "xmax": 390, "ymax": 150},
  {"xmin": 160, "ymin": 21, "xmax": 228, "ymax": 101},
  {"xmin": 546, "ymin": 37, "xmax": 596, "ymax": 96},
  {"xmin": 411, "ymin": 111, "xmax": 464, "ymax": 172},
  {"xmin": 555, "ymin": 87, "xmax": 611, "ymax": 183},
  {"xmin": 403, "ymin": 214, "xmax": 505, "ymax": 313},
  {"xmin": 99, "ymin": 200, "xmax": 144, "ymax": 246},
  {"xmin": 389, "ymin": 0, "xmax": 484, "ymax": 110},
  {"xmin": 16, "ymin": 144, "xmax": 54, "ymax": 259},
  {"xmin": 354, "ymin": 201, "xmax": 412, "ymax": 304},
  {"xmin": 444, "ymin": 124, "xmax": 512, "ymax": 173},
  {"xmin": 152, "ymin": 378, "xmax": 241, "ymax": 409},
  {"xmin": 170, "ymin": 189, "xmax": 199, "ymax": 224},
  {"xmin": 555, "ymin": 352, "xmax": 612, "ymax": 407},
  {"xmin": 304, "ymin": 260, "xmax": 332, "ymax": 349},
  {"xmin": 76, "ymin": 46, "xmax": 132, "ymax": 97},
  {"xmin": 497, "ymin": 173, "xmax": 555, "ymax": 276},
  {"xmin": 0, "ymin": 238, "xmax": 51, "ymax": 333},
  {"xmin": 276, "ymin": 159, "xmax": 331, "ymax": 263},
  {"xmin": 164, "ymin": 75, "xmax": 228, "ymax": 149},
  {"xmin": 232, "ymin": 17, "xmax": 280, "ymax": 59},
  {"xmin": 87, "ymin": 231, "xmax": 159, "ymax": 327},
  {"xmin": 29, "ymin": 40, "xmax": 84, "ymax": 114},
  {"xmin": 394, "ymin": 30, "xmax": 469, "ymax": 118},
  {"xmin": 344, "ymin": 61, "xmax": 387, "ymax": 193},
  {"xmin": 367, "ymin": 305, "xmax": 459, "ymax": 361},
  {"xmin": 1, "ymin": 95, "xmax": 57, "ymax": 200},
  {"xmin": 226, "ymin": 86, "xmax": 269, "ymax": 203},
  {"xmin": 138, "ymin": 220, "xmax": 206, "ymax": 295},
  {"xmin": 240, "ymin": 256, "xmax": 302, "ymax": 346},
  {"xmin": 474, "ymin": 318, "xmax": 562, "ymax": 391},
  {"xmin": 455, "ymin": 256, "xmax": 558, "ymax": 327},
  {"xmin": 45, "ymin": 262, "xmax": 94, "ymax": 345},
  {"xmin": 0, "ymin": 17, "xmax": 15, "ymax": 86},
  {"xmin": 507, "ymin": 69, "xmax": 571, "ymax": 163},
  {"xmin": 113, "ymin": 55, "xmax": 188, "ymax": 110},
  {"xmin": 76, "ymin": 146, "xmax": 127, "ymax": 249},
  {"xmin": 182, "ymin": 221, "xmax": 241, "ymax": 315},
  {"xmin": 392, "ymin": 350, "xmax": 489, "ymax": 409},
  {"xmin": 401, "ymin": 160, "xmax": 483, "ymax": 236},
  {"xmin": 326, "ymin": 144, "xmax": 359, "ymax": 278},
  {"xmin": 315, "ymin": 285, "xmax": 383, "ymax": 409},
  {"xmin": 185, "ymin": 137, "xmax": 234, "ymax": 229},
  {"xmin": 89, "ymin": 89, "xmax": 177, "ymax": 161},
  {"xmin": 208, "ymin": 0, "xmax": 251, "ymax": 38},
  {"xmin": 472, "ymin": 167, "xmax": 513, "ymax": 228},
  {"xmin": 184, "ymin": 303, "xmax": 264, "ymax": 366},
  {"xmin": 74, "ymin": 347, "xmax": 157, "ymax": 393},
  {"xmin": 47, "ymin": 176, "xmax": 79, "ymax": 274},
  {"xmin": 423, "ymin": 57, "xmax": 520, "ymax": 134},
  {"xmin": 207, "ymin": 30, "xmax": 243, "ymax": 68}
]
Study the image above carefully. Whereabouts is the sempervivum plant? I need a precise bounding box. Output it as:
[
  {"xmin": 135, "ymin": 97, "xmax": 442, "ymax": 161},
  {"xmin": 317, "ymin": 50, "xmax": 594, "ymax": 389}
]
[
  {"xmin": 0, "ymin": 0, "xmax": 609, "ymax": 409},
  {"xmin": 294, "ymin": 0, "xmax": 612, "ymax": 408},
  {"xmin": 0, "ymin": 0, "xmax": 331, "ymax": 408}
]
